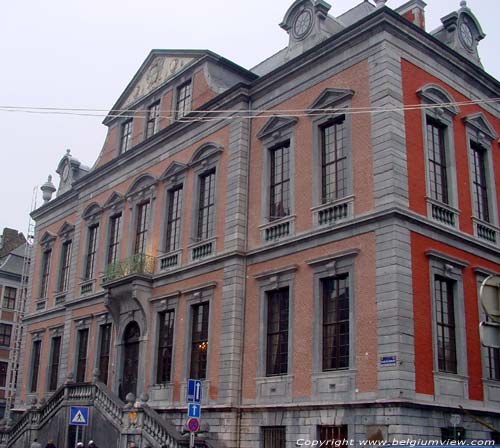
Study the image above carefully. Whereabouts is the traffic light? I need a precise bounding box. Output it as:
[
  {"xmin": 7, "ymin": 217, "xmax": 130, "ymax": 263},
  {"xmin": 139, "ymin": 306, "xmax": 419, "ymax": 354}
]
[{"xmin": 479, "ymin": 275, "xmax": 500, "ymax": 349}]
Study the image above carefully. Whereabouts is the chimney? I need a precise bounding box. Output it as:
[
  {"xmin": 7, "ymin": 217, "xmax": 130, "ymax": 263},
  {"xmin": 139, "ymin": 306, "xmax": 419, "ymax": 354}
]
[{"xmin": 396, "ymin": 0, "xmax": 427, "ymax": 30}]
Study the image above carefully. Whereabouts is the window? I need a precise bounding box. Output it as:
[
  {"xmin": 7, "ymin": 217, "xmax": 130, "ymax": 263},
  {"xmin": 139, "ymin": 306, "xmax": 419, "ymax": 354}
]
[
  {"xmin": 318, "ymin": 425, "xmax": 348, "ymax": 443},
  {"xmin": 156, "ymin": 310, "xmax": 175, "ymax": 383},
  {"xmin": 0, "ymin": 361, "xmax": 8, "ymax": 388},
  {"xmin": 427, "ymin": 118, "xmax": 449, "ymax": 204},
  {"xmin": 2, "ymin": 286, "xmax": 16, "ymax": 310},
  {"xmin": 269, "ymin": 143, "xmax": 290, "ymax": 220},
  {"xmin": 30, "ymin": 339, "xmax": 41, "ymax": 393},
  {"xmin": 176, "ymin": 80, "xmax": 192, "ymax": 119},
  {"xmin": 321, "ymin": 117, "xmax": 347, "ymax": 203},
  {"xmin": 48, "ymin": 336, "xmax": 61, "ymax": 391},
  {"xmin": 76, "ymin": 328, "xmax": 89, "ymax": 382},
  {"xmin": 441, "ymin": 427, "xmax": 465, "ymax": 442},
  {"xmin": 58, "ymin": 240, "xmax": 72, "ymax": 292},
  {"xmin": 145, "ymin": 101, "xmax": 161, "ymax": 138},
  {"xmin": 197, "ymin": 170, "xmax": 216, "ymax": 240},
  {"xmin": 107, "ymin": 214, "xmax": 122, "ymax": 265},
  {"xmin": 84, "ymin": 225, "xmax": 98, "ymax": 280},
  {"xmin": 322, "ymin": 275, "xmax": 349, "ymax": 371},
  {"xmin": 266, "ymin": 288, "xmax": 289, "ymax": 376},
  {"xmin": 120, "ymin": 119, "xmax": 133, "ymax": 153},
  {"xmin": 485, "ymin": 314, "xmax": 500, "ymax": 381},
  {"xmin": 190, "ymin": 303, "xmax": 209, "ymax": 379},
  {"xmin": 134, "ymin": 202, "xmax": 150, "ymax": 254},
  {"xmin": 0, "ymin": 324, "xmax": 12, "ymax": 347},
  {"xmin": 98, "ymin": 324, "xmax": 112, "ymax": 384},
  {"xmin": 470, "ymin": 142, "xmax": 490, "ymax": 222},
  {"xmin": 40, "ymin": 249, "xmax": 52, "ymax": 298},
  {"xmin": 262, "ymin": 426, "xmax": 286, "ymax": 448},
  {"xmin": 435, "ymin": 276, "xmax": 457, "ymax": 373},
  {"xmin": 165, "ymin": 186, "xmax": 183, "ymax": 252}
]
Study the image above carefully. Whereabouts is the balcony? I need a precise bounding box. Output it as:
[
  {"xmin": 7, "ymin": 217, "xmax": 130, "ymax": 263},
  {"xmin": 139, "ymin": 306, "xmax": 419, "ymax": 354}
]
[
  {"xmin": 473, "ymin": 218, "xmax": 499, "ymax": 245},
  {"xmin": 260, "ymin": 215, "xmax": 296, "ymax": 243},
  {"xmin": 312, "ymin": 196, "xmax": 353, "ymax": 227},
  {"xmin": 427, "ymin": 198, "xmax": 459, "ymax": 229},
  {"xmin": 104, "ymin": 253, "xmax": 155, "ymax": 282},
  {"xmin": 189, "ymin": 238, "xmax": 216, "ymax": 262},
  {"xmin": 158, "ymin": 249, "xmax": 182, "ymax": 271}
]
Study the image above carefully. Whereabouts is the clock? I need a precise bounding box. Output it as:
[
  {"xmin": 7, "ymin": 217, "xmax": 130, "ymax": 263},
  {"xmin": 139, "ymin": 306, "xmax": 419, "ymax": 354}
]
[
  {"xmin": 459, "ymin": 20, "xmax": 474, "ymax": 50},
  {"xmin": 293, "ymin": 9, "xmax": 312, "ymax": 39}
]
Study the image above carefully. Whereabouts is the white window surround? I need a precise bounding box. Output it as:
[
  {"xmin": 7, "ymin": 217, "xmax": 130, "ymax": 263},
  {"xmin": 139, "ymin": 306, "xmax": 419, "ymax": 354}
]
[{"xmin": 417, "ymin": 84, "xmax": 460, "ymax": 229}]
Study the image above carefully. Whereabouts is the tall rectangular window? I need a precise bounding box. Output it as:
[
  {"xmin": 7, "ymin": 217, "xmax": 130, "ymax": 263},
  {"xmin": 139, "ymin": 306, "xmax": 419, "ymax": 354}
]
[
  {"xmin": 322, "ymin": 275, "xmax": 349, "ymax": 371},
  {"xmin": 318, "ymin": 425, "xmax": 348, "ymax": 443},
  {"xmin": 262, "ymin": 426, "xmax": 286, "ymax": 448},
  {"xmin": 190, "ymin": 303, "xmax": 209, "ymax": 379},
  {"xmin": 0, "ymin": 324, "xmax": 12, "ymax": 347},
  {"xmin": 134, "ymin": 202, "xmax": 150, "ymax": 254},
  {"xmin": 0, "ymin": 362, "xmax": 8, "ymax": 388},
  {"xmin": 40, "ymin": 249, "xmax": 52, "ymax": 298},
  {"xmin": 176, "ymin": 80, "xmax": 192, "ymax": 119},
  {"xmin": 98, "ymin": 324, "xmax": 112, "ymax": 384},
  {"xmin": 427, "ymin": 119, "xmax": 449, "ymax": 204},
  {"xmin": 48, "ymin": 336, "xmax": 61, "ymax": 391},
  {"xmin": 120, "ymin": 119, "xmax": 133, "ymax": 153},
  {"xmin": 321, "ymin": 118, "xmax": 347, "ymax": 203},
  {"xmin": 58, "ymin": 240, "xmax": 72, "ymax": 292},
  {"xmin": 266, "ymin": 288, "xmax": 289, "ymax": 376},
  {"xmin": 157, "ymin": 310, "xmax": 175, "ymax": 383},
  {"xmin": 30, "ymin": 340, "xmax": 41, "ymax": 393},
  {"xmin": 166, "ymin": 186, "xmax": 183, "ymax": 252},
  {"xmin": 146, "ymin": 101, "xmax": 161, "ymax": 138},
  {"xmin": 269, "ymin": 143, "xmax": 290, "ymax": 220},
  {"xmin": 107, "ymin": 214, "xmax": 122, "ymax": 265},
  {"xmin": 76, "ymin": 328, "xmax": 89, "ymax": 382},
  {"xmin": 435, "ymin": 276, "xmax": 457, "ymax": 373},
  {"xmin": 470, "ymin": 142, "xmax": 490, "ymax": 222},
  {"xmin": 84, "ymin": 225, "xmax": 98, "ymax": 280},
  {"xmin": 2, "ymin": 286, "xmax": 17, "ymax": 310},
  {"xmin": 197, "ymin": 171, "xmax": 216, "ymax": 240}
]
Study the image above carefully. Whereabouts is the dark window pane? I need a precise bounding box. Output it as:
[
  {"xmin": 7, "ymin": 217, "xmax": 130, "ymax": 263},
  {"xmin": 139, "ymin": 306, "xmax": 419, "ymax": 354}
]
[
  {"xmin": 49, "ymin": 336, "xmax": 61, "ymax": 391},
  {"xmin": 321, "ymin": 118, "xmax": 347, "ymax": 203},
  {"xmin": 262, "ymin": 426, "xmax": 286, "ymax": 448},
  {"xmin": 120, "ymin": 120, "xmax": 133, "ymax": 153},
  {"xmin": 146, "ymin": 101, "xmax": 161, "ymax": 138},
  {"xmin": 58, "ymin": 240, "xmax": 72, "ymax": 292},
  {"xmin": 76, "ymin": 329, "xmax": 89, "ymax": 382},
  {"xmin": 0, "ymin": 324, "xmax": 12, "ymax": 347},
  {"xmin": 435, "ymin": 276, "xmax": 457, "ymax": 373},
  {"xmin": 157, "ymin": 310, "xmax": 175, "ymax": 383},
  {"xmin": 2, "ymin": 286, "xmax": 17, "ymax": 310},
  {"xmin": 134, "ymin": 202, "xmax": 150, "ymax": 254},
  {"xmin": 197, "ymin": 171, "xmax": 216, "ymax": 240},
  {"xmin": 98, "ymin": 324, "xmax": 112, "ymax": 384},
  {"xmin": 0, "ymin": 362, "xmax": 8, "ymax": 388},
  {"xmin": 30, "ymin": 340, "xmax": 41, "ymax": 393},
  {"xmin": 318, "ymin": 425, "xmax": 348, "ymax": 443},
  {"xmin": 166, "ymin": 186, "xmax": 183, "ymax": 252},
  {"xmin": 266, "ymin": 288, "xmax": 289, "ymax": 376},
  {"xmin": 441, "ymin": 427, "xmax": 465, "ymax": 442},
  {"xmin": 176, "ymin": 81, "xmax": 192, "ymax": 119},
  {"xmin": 270, "ymin": 143, "xmax": 290, "ymax": 219},
  {"xmin": 190, "ymin": 303, "xmax": 209, "ymax": 379},
  {"xmin": 470, "ymin": 142, "xmax": 490, "ymax": 222},
  {"xmin": 40, "ymin": 249, "xmax": 52, "ymax": 298},
  {"xmin": 427, "ymin": 118, "xmax": 449, "ymax": 204},
  {"xmin": 107, "ymin": 214, "xmax": 122, "ymax": 265},
  {"xmin": 84, "ymin": 225, "xmax": 99, "ymax": 280}
]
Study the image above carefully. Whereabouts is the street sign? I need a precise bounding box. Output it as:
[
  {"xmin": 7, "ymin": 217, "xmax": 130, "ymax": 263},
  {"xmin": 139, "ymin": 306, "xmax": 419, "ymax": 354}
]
[
  {"xmin": 186, "ymin": 379, "xmax": 202, "ymax": 403},
  {"xmin": 69, "ymin": 406, "xmax": 89, "ymax": 426},
  {"xmin": 480, "ymin": 321, "xmax": 500, "ymax": 348},
  {"xmin": 480, "ymin": 275, "xmax": 500, "ymax": 323},
  {"xmin": 188, "ymin": 403, "xmax": 201, "ymax": 418},
  {"xmin": 187, "ymin": 417, "xmax": 200, "ymax": 433}
]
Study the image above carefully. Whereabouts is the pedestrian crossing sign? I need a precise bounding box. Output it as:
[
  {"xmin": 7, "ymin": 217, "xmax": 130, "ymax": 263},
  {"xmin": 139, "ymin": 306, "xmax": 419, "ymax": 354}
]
[{"xmin": 70, "ymin": 406, "xmax": 89, "ymax": 426}]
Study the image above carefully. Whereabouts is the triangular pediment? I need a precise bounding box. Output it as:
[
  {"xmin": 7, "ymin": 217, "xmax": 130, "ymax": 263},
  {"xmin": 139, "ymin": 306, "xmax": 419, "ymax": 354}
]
[
  {"xmin": 110, "ymin": 50, "xmax": 203, "ymax": 113},
  {"xmin": 103, "ymin": 191, "xmax": 124, "ymax": 209},
  {"xmin": 308, "ymin": 88, "xmax": 354, "ymax": 113},
  {"xmin": 464, "ymin": 113, "xmax": 498, "ymax": 140},
  {"xmin": 39, "ymin": 231, "xmax": 56, "ymax": 247},
  {"xmin": 57, "ymin": 221, "xmax": 75, "ymax": 237},
  {"xmin": 256, "ymin": 116, "xmax": 298, "ymax": 140},
  {"xmin": 160, "ymin": 161, "xmax": 188, "ymax": 181},
  {"xmin": 126, "ymin": 174, "xmax": 157, "ymax": 196}
]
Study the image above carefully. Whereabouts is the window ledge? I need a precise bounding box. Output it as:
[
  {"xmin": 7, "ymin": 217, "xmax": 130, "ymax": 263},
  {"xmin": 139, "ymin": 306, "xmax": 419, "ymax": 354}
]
[
  {"xmin": 79, "ymin": 279, "xmax": 95, "ymax": 296},
  {"xmin": 473, "ymin": 217, "xmax": 499, "ymax": 245},
  {"xmin": 54, "ymin": 291, "xmax": 67, "ymax": 305},
  {"xmin": 312, "ymin": 196, "xmax": 354, "ymax": 227},
  {"xmin": 426, "ymin": 198, "xmax": 459, "ymax": 229},
  {"xmin": 259, "ymin": 215, "xmax": 296, "ymax": 244},
  {"xmin": 188, "ymin": 237, "xmax": 216, "ymax": 262},
  {"xmin": 158, "ymin": 249, "xmax": 182, "ymax": 271}
]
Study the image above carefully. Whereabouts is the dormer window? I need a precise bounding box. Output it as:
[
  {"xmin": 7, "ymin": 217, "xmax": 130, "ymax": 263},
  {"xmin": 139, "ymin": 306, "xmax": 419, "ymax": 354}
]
[
  {"xmin": 120, "ymin": 119, "xmax": 133, "ymax": 153},
  {"xmin": 176, "ymin": 80, "xmax": 192, "ymax": 120}
]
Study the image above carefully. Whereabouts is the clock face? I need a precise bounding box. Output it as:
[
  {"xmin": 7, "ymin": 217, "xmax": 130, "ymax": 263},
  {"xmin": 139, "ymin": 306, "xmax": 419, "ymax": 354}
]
[
  {"xmin": 293, "ymin": 10, "xmax": 312, "ymax": 39},
  {"xmin": 459, "ymin": 21, "xmax": 474, "ymax": 49}
]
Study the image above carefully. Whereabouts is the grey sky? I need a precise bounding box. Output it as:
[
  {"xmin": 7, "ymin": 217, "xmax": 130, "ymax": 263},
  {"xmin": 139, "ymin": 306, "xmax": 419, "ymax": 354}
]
[{"xmin": 1, "ymin": 0, "xmax": 498, "ymax": 235}]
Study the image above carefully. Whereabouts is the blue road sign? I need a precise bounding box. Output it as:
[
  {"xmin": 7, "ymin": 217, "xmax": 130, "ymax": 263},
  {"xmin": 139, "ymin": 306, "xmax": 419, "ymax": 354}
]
[
  {"xmin": 187, "ymin": 403, "xmax": 201, "ymax": 418},
  {"xmin": 186, "ymin": 379, "xmax": 202, "ymax": 403},
  {"xmin": 69, "ymin": 406, "xmax": 89, "ymax": 426}
]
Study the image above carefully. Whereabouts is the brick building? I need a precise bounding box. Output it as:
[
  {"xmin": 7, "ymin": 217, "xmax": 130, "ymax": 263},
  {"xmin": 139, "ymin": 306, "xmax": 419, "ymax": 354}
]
[
  {"xmin": 10, "ymin": 0, "xmax": 500, "ymax": 447},
  {"xmin": 0, "ymin": 229, "xmax": 28, "ymax": 419}
]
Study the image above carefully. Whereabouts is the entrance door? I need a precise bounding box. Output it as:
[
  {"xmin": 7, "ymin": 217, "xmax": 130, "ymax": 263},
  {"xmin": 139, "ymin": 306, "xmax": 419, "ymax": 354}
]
[{"xmin": 120, "ymin": 321, "xmax": 140, "ymax": 400}]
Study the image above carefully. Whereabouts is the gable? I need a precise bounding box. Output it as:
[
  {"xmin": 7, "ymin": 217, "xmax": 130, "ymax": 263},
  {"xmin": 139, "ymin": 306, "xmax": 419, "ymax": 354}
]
[
  {"xmin": 256, "ymin": 116, "xmax": 298, "ymax": 140},
  {"xmin": 103, "ymin": 191, "xmax": 124, "ymax": 209},
  {"xmin": 160, "ymin": 161, "xmax": 188, "ymax": 181},
  {"xmin": 39, "ymin": 231, "xmax": 56, "ymax": 247},
  {"xmin": 308, "ymin": 88, "xmax": 354, "ymax": 113},
  {"xmin": 57, "ymin": 221, "xmax": 75, "ymax": 238}
]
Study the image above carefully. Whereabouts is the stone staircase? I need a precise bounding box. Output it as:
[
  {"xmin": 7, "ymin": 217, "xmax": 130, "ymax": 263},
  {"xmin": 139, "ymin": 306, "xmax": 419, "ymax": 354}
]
[{"xmin": 0, "ymin": 382, "xmax": 216, "ymax": 448}]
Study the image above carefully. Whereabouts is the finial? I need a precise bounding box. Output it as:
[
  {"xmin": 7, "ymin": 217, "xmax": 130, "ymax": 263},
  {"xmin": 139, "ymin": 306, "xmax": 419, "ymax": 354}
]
[
  {"xmin": 66, "ymin": 148, "xmax": 71, "ymax": 155},
  {"xmin": 41, "ymin": 175, "xmax": 56, "ymax": 204},
  {"xmin": 460, "ymin": 0, "xmax": 467, "ymax": 7}
]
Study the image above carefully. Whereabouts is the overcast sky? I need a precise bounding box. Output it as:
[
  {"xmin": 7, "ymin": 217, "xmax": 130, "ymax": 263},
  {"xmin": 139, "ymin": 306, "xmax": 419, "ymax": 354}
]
[{"xmin": 1, "ymin": 0, "xmax": 498, "ymax": 235}]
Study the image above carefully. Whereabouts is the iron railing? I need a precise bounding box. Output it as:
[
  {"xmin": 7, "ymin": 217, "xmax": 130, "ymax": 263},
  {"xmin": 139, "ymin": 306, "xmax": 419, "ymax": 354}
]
[{"xmin": 105, "ymin": 253, "xmax": 155, "ymax": 282}]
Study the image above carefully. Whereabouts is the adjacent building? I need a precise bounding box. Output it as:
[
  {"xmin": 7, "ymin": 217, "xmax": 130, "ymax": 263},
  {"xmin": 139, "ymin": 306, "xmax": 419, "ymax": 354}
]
[{"xmin": 12, "ymin": 0, "xmax": 500, "ymax": 447}]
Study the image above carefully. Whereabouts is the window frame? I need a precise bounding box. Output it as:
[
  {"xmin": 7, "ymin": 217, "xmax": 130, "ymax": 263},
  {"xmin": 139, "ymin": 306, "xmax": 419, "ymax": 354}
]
[
  {"xmin": 97, "ymin": 323, "xmax": 112, "ymax": 385},
  {"xmin": 75, "ymin": 327, "xmax": 89, "ymax": 383},
  {"xmin": 57, "ymin": 239, "xmax": 72, "ymax": 293},
  {"xmin": 189, "ymin": 301, "xmax": 210, "ymax": 380},
  {"xmin": 261, "ymin": 426, "xmax": 286, "ymax": 448},
  {"xmin": 0, "ymin": 361, "xmax": 8, "ymax": 388},
  {"xmin": 145, "ymin": 100, "xmax": 161, "ymax": 139},
  {"xmin": 196, "ymin": 169, "xmax": 216, "ymax": 241},
  {"xmin": 2, "ymin": 286, "xmax": 17, "ymax": 310},
  {"xmin": 30, "ymin": 338, "xmax": 42, "ymax": 393},
  {"xmin": 48, "ymin": 335, "xmax": 62, "ymax": 391},
  {"xmin": 0, "ymin": 323, "xmax": 12, "ymax": 347},
  {"xmin": 164, "ymin": 184, "xmax": 184, "ymax": 253},
  {"xmin": 39, "ymin": 248, "xmax": 52, "ymax": 299},
  {"xmin": 107, "ymin": 213, "xmax": 122, "ymax": 266},
  {"xmin": 156, "ymin": 309, "xmax": 176, "ymax": 384},
  {"xmin": 84, "ymin": 224, "xmax": 99, "ymax": 280},
  {"xmin": 134, "ymin": 200, "xmax": 151, "ymax": 255},
  {"xmin": 120, "ymin": 119, "xmax": 133, "ymax": 153},
  {"xmin": 175, "ymin": 80, "xmax": 192, "ymax": 120}
]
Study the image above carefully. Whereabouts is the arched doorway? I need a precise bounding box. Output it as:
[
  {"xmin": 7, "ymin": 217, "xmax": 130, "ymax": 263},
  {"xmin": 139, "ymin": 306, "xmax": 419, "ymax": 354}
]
[{"xmin": 119, "ymin": 321, "xmax": 140, "ymax": 400}]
